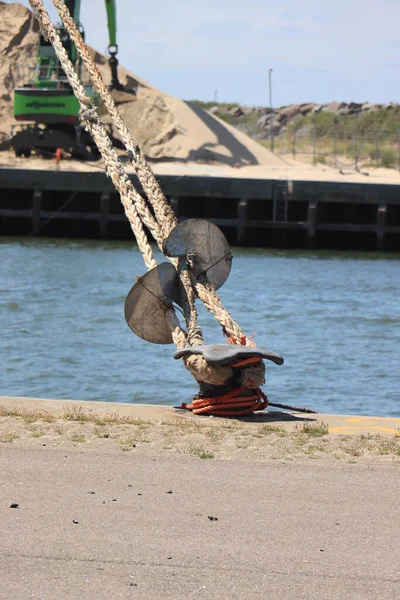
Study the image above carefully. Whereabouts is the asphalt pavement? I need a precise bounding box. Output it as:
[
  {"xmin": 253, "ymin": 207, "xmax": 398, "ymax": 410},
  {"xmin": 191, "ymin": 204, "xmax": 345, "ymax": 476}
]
[{"xmin": 1, "ymin": 444, "xmax": 399, "ymax": 599}]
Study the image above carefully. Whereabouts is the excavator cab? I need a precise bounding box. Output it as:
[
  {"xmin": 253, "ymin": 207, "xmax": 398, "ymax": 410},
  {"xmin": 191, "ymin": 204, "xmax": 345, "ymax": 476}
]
[
  {"xmin": 0, "ymin": 0, "xmax": 134, "ymax": 159},
  {"xmin": 13, "ymin": 21, "xmax": 97, "ymax": 122},
  {"xmin": 8, "ymin": 17, "xmax": 101, "ymax": 159}
]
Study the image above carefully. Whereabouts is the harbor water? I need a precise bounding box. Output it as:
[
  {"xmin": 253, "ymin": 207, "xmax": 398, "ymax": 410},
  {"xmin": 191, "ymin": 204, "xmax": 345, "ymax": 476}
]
[{"xmin": 1, "ymin": 237, "xmax": 399, "ymax": 417}]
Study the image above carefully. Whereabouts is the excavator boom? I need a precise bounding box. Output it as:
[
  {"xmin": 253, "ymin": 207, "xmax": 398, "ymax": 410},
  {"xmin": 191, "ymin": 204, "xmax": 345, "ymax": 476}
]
[
  {"xmin": 105, "ymin": 0, "xmax": 117, "ymax": 49},
  {"xmin": 104, "ymin": 0, "xmax": 123, "ymax": 90}
]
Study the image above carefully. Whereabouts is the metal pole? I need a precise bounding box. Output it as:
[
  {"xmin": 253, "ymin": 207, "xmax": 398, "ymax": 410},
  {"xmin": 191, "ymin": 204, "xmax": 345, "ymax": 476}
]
[
  {"xmin": 354, "ymin": 130, "xmax": 358, "ymax": 171},
  {"xmin": 292, "ymin": 128, "xmax": 296, "ymax": 159},
  {"xmin": 214, "ymin": 89, "xmax": 218, "ymax": 103},
  {"xmin": 397, "ymin": 129, "xmax": 400, "ymax": 172},
  {"xmin": 312, "ymin": 117, "xmax": 316, "ymax": 163},
  {"xmin": 375, "ymin": 130, "xmax": 380, "ymax": 161},
  {"xmin": 334, "ymin": 117, "xmax": 337, "ymax": 169},
  {"xmin": 269, "ymin": 68, "xmax": 274, "ymax": 152}
]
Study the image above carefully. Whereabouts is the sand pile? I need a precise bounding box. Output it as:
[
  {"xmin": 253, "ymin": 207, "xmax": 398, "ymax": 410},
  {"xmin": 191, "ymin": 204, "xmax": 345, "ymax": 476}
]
[
  {"xmin": 0, "ymin": 2, "xmax": 38, "ymax": 136},
  {"xmin": 0, "ymin": 1, "xmax": 283, "ymax": 166}
]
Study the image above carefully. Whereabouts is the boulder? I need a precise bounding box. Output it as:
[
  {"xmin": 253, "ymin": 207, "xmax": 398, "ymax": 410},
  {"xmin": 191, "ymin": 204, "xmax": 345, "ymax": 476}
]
[
  {"xmin": 299, "ymin": 103, "xmax": 316, "ymax": 115},
  {"xmin": 361, "ymin": 102, "xmax": 374, "ymax": 112},
  {"xmin": 257, "ymin": 114, "xmax": 270, "ymax": 128},
  {"xmin": 226, "ymin": 105, "xmax": 244, "ymax": 118},
  {"xmin": 271, "ymin": 119, "xmax": 282, "ymax": 135},
  {"xmin": 240, "ymin": 105, "xmax": 255, "ymax": 115},
  {"xmin": 277, "ymin": 105, "xmax": 302, "ymax": 122},
  {"xmin": 347, "ymin": 102, "xmax": 363, "ymax": 115},
  {"xmin": 323, "ymin": 101, "xmax": 344, "ymax": 113}
]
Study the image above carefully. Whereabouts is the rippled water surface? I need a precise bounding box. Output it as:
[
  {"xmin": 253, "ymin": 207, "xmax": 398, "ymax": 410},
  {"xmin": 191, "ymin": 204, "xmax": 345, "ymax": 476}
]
[{"xmin": 1, "ymin": 237, "xmax": 399, "ymax": 417}]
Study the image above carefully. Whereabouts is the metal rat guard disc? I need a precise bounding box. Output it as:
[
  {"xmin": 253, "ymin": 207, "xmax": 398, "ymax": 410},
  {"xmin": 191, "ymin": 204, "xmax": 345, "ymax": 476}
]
[
  {"xmin": 163, "ymin": 219, "xmax": 232, "ymax": 290},
  {"xmin": 124, "ymin": 262, "xmax": 181, "ymax": 344}
]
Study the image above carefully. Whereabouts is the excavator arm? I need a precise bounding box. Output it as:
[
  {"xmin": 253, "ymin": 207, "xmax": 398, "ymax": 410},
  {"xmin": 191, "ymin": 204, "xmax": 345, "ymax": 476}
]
[
  {"xmin": 63, "ymin": 0, "xmax": 125, "ymax": 91},
  {"xmin": 104, "ymin": 0, "xmax": 123, "ymax": 90},
  {"xmin": 105, "ymin": 0, "xmax": 117, "ymax": 49}
]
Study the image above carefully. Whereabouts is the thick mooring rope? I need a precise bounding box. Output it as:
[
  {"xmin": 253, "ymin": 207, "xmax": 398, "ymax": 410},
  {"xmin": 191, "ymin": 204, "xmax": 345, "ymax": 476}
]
[
  {"xmin": 29, "ymin": 2, "xmax": 157, "ymax": 271},
  {"xmin": 29, "ymin": 0, "xmax": 279, "ymax": 416},
  {"xmin": 183, "ymin": 389, "xmax": 269, "ymax": 418},
  {"xmin": 183, "ymin": 358, "xmax": 268, "ymax": 417},
  {"xmin": 29, "ymin": 0, "xmax": 194, "ymax": 360},
  {"xmin": 51, "ymin": 0, "xmax": 177, "ymax": 241},
  {"xmin": 48, "ymin": 0, "xmax": 248, "ymax": 347}
]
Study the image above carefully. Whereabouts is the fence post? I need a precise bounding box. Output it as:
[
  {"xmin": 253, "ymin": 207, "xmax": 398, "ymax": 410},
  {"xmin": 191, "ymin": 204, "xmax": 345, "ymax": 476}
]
[
  {"xmin": 292, "ymin": 128, "xmax": 296, "ymax": 160},
  {"xmin": 354, "ymin": 130, "xmax": 358, "ymax": 171},
  {"xmin": 375, "ymin": 130, "xmax": 380, "ymax": 161},
  {"xmin": 333, "ymin": 117, "xmax": 337, "ymax": 168},
  {"xmin": 397, "ymin": 129, "xmax": 400, "ymax": 172},
  {"xmin": 312, "ymin": 117, "xmax": 316, "ymax": 163}
]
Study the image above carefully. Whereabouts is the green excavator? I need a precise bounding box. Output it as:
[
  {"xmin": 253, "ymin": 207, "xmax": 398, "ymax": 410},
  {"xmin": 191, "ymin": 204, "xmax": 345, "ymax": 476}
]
[{"xmin": 0, "ymin": 0, "xmax": 134, "ymax": 160}]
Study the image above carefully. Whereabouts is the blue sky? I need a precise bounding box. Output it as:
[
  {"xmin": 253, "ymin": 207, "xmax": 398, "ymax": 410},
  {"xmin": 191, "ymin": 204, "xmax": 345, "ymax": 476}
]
[{"xmin": 10, "ymin": 0, "xmax": 400, "ymax": 106}]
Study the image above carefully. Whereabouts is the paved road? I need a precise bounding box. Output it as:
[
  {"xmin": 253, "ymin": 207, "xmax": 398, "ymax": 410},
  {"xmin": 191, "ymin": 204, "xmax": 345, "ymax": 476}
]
[{"xmin": 1, "ymin": 446, "xmax": 399, "ymax": 599}]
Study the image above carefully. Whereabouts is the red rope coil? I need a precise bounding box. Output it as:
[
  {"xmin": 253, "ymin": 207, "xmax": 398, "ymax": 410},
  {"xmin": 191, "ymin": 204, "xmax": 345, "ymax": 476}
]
[{"xmin": 182, "ymin": 357, "xmax": 269, "ymax": 417}]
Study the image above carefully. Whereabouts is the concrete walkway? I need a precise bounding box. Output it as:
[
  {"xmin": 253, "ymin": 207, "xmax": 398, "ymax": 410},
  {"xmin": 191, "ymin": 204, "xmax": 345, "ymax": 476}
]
[{"xmin": 2, "ymin": 395, "xmax": 400, "ymax": 435}]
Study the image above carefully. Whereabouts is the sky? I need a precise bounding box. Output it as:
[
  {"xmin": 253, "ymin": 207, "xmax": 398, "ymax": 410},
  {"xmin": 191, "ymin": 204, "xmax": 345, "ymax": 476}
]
[{"xmin": 8, "ymin": 0, "xmax": 400, "ymax": 106}]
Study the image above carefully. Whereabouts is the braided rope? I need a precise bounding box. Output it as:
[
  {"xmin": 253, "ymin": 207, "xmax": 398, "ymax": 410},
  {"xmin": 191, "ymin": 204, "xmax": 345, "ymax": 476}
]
[
  {"xmin": 182, "ymin": 388, "xmax": 269, "ymax": 417},
  {"xmin": 28, "ymin": 0, "xmax": 192, "ymax": 356},
  {"xmin": 29, "ymin": 0, "xmax": 264, "ymax": 398},
  {"xmin": 50, "ymin": 0, "xmax": 208, "ymax": 359},
  {"xmin": 195, "ymin": 279, "xmax": 247, "ymax": 342},
  {"xmin": 49, "ymin": 0, "xmax": 249, "ymax": 347},
  {"xmin": 29, "ymin": 1, "xmax": 158, "ymax": 271},
  {"xmin": 178, "ymin": 265, "xmax": 203, "ymax": 346},
  {"xmin": 50, "ymin": 0, "xmax": 204, "ymax": 352},
  {"xmin": 51, "ymin": 0, "xmax": 177, "ymax": 241}
]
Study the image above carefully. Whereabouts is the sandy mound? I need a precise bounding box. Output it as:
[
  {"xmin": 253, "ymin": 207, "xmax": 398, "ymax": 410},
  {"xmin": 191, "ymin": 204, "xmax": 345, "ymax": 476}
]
[
  {"xmin": 0, "ymin": 2, "xmax": 38, "ymax": 135},
  {"xmin": 0, "ymin": 2, "xmax": 285, "ymax": 166}
]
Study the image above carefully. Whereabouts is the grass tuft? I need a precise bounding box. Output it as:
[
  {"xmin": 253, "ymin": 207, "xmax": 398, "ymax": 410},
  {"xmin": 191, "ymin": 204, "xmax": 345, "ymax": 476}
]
[
  {"xmin": 257, "ymin": 424, "xmax": 286, "ymax": 435},
  {"xmin": 344, "ymin": 445, "xmax": 362, "ymax": 457},
  {"xmin": 28, "ymin": 426, "xmax": 45, "ymax": 438},
  {"xmin": 296, "ymin": 421, "xmax": 329, "ymax": 437},
  {"xmin": 187, "ymin": 445, "xmax": 215, "ymax": 459},
  {"xmin": 0, "ymin": 431, "xmax": 19, "ymax": 443},
  {"xmin": 0, "ymin": 406, "xmax": 55, "ymax": 423},
  {"xmin": 119, "ymin": 436, "xmax": 137, "ymax": 450},
  {"xmin": 93, "ymin": 427, "xmax": 110, "ymax": 439},
  {"xmin": 61, "ymin": 406, "xmax": 152, "ymax": 427},
  {"xmin": 63, "ymin": 406, "xmax": 92, "ymax": 423},
  {"xmin": 70, "ymin": 433, "xmax": 85, "ymax": 443},
  {"xmin": 377, "ymin": 439, "xmax": 400, "ymax": 456},
  {"xmin": 205, "ymin": 428, "xmax": 225, "ymax": 443}
]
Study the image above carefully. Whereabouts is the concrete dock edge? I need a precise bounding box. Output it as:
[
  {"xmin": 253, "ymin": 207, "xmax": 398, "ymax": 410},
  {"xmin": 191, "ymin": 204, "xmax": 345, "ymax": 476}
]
[{"xmin": 1, "ymin": 396, "xmax": 399, "ymax": 435}]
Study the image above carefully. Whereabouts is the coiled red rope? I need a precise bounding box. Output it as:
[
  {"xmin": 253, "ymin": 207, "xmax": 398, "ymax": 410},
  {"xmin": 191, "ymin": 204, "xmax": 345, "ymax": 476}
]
[{"xmin": 182, "ymin": 357, "xmax": 269, "ymax": 417}]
